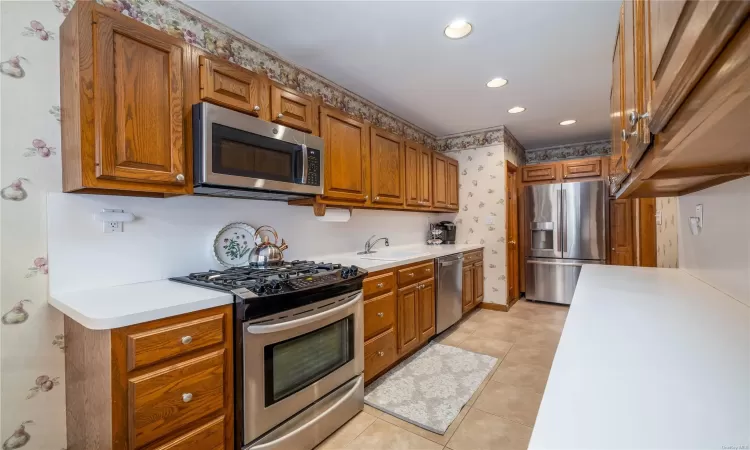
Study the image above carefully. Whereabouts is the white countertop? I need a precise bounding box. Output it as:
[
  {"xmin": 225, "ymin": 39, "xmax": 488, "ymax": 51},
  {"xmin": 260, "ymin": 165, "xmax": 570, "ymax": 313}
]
[
  {"xmin": 50, "ymin": 244, "xmax": 483, "ymax": 330},
  {"xmin": 530, "ymin": 265, "xmax": 750, "ymax": 449},
  {"xmin": 49, "ymin": 280, "xmax": 234, "ymax": 330},
  {"xmin": 310, "ymin": 243, "xmax": 484, "ymax": 273}
]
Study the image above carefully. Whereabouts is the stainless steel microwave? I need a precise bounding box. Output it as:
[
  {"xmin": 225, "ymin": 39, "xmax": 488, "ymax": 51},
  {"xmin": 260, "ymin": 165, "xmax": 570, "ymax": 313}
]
[{"xmin": 193, "ymin": 102, "xmax": 324, "ymax": 201}]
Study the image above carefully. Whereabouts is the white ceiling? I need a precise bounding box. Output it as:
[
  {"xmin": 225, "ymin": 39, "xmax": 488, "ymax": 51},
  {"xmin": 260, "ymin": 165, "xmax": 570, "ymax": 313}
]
[{"xmin": 187, "ymin": 1, "xmax": 621, "ymax": 149}]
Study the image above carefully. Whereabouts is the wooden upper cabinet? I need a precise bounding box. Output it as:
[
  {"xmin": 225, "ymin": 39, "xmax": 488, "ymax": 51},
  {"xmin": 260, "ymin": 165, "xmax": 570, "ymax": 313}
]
[
  {"xmin": 60, "ymin": 2, "xmax": 190, "ymax": 196},
  {"xmin": 370, "ymin": 127, "xmax": 404, "ymax": 206},
  {"xmin": 432, "ymin": 153, "xmax": 448, "ymax": 208},
  {"xmin": 562, "ymin": 158, "xmax": 603, "ymax": 180},
  {"xmin": 199, "ymin": 55, "xmax": 264, "ymax": 117},
  {"xmin": 404, "ymin": 142, "xmax": 421, "ymax": 207},
  {"xmin": 271, "ymin": 84, "xmax": 314, "ymax": 133},
  {"xmin": 610, "ymin": 10, "xmax": 627, "ymax": 193},
  {"xmin": 522, "ymin": 164, "xmax": 558, "ymax": 183},
  {"xmin": 397, "ymin": 285, "xmax": 420, "ymax": 356},
  {"xmin": 319, "ymin": 107, "xmax": 369, "ymax": 202},
  {"xmin": 622, "ymin": 0, "xmax": 640, "ymax": 171},
  {"xmin": 446, "ymin": 158, "xmax": 459, "ymax": 210},
  {"xmin": 418, "ymin": 147, "xmax": 433, "ymax": 206},
  {"xmin": 418, "ymin": 279, "xmax": 435, "ymax": 343}
]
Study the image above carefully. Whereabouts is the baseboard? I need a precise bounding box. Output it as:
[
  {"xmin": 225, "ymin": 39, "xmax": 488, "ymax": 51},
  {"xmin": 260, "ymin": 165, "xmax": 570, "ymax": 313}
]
[{"xmin": 479, "ymin": 296, "xmax": 521, "ymax": 312}]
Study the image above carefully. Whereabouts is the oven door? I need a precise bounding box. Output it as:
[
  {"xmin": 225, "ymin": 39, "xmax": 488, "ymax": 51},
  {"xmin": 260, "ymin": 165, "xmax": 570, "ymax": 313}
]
[
  {"xmin": 195, "ymin": 102, "xmax": 323, "ymax": 196},
  {"xmin": 242, "ymin": 291, "xmax": 364, "ymax": 445}
]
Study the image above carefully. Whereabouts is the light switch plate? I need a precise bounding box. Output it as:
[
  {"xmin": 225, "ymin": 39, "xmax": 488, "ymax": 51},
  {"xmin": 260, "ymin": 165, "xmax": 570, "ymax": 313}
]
[{"xmin": 655, "ymin": 210, "xmax": 662, "ymax": 225}]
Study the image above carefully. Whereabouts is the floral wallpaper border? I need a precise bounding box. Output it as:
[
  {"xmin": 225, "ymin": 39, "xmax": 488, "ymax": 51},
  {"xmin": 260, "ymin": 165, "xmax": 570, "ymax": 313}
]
[
  {"xmin": 525, "ymin": 139, "xmax": 612, "ymax": 164},
  {"xmin": 437, "ymin": 126, "xmax": 526, "ymax": 165}
]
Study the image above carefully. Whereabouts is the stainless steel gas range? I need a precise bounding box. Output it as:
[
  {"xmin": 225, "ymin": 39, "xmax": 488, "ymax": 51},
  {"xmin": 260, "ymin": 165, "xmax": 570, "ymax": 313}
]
[{"xmin": 171, "ymin": 261, "xmax": 366, "ymax": 450}]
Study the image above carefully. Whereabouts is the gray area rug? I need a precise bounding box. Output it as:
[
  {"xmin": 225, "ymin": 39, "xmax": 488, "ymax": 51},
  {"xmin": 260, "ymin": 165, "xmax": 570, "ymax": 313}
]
[{"xmin": 364, "ymin": 342, "xmax": 497, "ymax": 434}]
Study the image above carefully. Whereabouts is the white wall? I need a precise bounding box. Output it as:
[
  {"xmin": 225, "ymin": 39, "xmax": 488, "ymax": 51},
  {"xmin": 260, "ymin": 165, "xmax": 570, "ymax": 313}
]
[
  {"xmin": 47, "ymin": 193, "xmax": 431, "ymax": 293},
  {"xmin": 678, "ymin": 177, "xmax": 750, "ymax": 306}
]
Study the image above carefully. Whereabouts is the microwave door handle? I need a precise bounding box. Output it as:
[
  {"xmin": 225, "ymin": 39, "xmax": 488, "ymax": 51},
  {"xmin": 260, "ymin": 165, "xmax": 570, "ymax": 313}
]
[
  {"xmin": 299, "ymin": 145, "xmax": 309, "ymax": 185},
  {"xmin": 246, "ymin": 292, "xmax": 362, "ymax": 335}
]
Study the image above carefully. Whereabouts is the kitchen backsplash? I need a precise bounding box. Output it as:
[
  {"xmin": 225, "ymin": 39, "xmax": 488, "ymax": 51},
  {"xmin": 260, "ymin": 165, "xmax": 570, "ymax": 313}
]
[
  {"xmin": 525, "ymin": 139, "xmax": 612, "ymax": 164},
  {"xmin": 678, "ymin": 177, "xmax": 750, "ymax": 307},
  {"xmin": 656, "ymin": 197, "xmax": 679, "ymax": 268},
  {"xmin": 47, "ymin": 193, "xmax": 432, "ymax": 294},
  {"xmin": 435, "ymin": 142, "xmax": 521, "ymax": 306}
]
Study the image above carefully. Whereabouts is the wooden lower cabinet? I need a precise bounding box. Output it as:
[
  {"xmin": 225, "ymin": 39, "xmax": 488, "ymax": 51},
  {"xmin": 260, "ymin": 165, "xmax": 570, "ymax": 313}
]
[
  {"xmin": 472, "ymin": 262, "xmax": 484, "ymax": 305},
  {"xmin": 462, "ymin": 265, "xmax": 474, "ymax": 313},
  {"xmin": 64, "ymin": 305, "xmax": 233, "ymax": 450},
  {"xmin": 363, "ymin": 259, "xmax": 439, "ymax": 383},
  {"xmin": 462, "ymin": 250, "xmax": 484, "ymax": 314}
]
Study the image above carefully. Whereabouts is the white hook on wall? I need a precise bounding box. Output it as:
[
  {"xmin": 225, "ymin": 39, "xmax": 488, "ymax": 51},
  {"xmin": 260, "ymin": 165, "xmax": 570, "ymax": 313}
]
[{"xmin": 689, "ymin": 204, "xmax": 703, "ymax": 236}]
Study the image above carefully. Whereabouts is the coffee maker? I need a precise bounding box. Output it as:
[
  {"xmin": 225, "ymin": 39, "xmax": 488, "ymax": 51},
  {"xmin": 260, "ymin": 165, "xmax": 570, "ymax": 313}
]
[{"xmin": 435, "ymin": 221, "xmax": 457, "ymax": 244}]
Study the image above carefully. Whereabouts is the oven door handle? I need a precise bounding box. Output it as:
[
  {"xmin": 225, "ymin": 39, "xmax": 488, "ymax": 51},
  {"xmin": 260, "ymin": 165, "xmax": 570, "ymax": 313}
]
[{"xmin": 246, "ymin": 292, "xmax": 362, "ymax": 335}]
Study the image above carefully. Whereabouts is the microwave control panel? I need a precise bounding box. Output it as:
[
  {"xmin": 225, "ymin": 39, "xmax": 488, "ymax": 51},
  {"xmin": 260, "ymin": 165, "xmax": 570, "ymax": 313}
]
[{"xmin": 306, "ymin": 149, "xmax": 321, "ymax": 186}]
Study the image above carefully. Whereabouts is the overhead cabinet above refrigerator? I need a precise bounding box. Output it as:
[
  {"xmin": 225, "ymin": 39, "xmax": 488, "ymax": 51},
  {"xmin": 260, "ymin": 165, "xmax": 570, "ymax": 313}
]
[{"xmin": 525, "ymin": 180, "xmax": 607, "ymax": 304}]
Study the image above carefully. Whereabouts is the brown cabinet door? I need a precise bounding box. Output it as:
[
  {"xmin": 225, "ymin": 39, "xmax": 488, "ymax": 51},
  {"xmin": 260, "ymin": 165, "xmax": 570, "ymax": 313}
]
[
  {"xmin": 622, "ymin": 0, "xmax": 642, "ymax": 171},
  {"xmin": 473, "ymin": 262, "xmax": 484, "ymax": 305},
  {"xmin": 271, "ymin": 85, "xmax": 314, "ymax": 132},
  {"xmin": 462, "ymin": 265, "xmax": 474, "ymax": 313},
  {"xmin": 418, "ymin": 279, "xmax": 435, "ymax": 343},
  {"xmin": 562, "ymin": 158, "xmax": 603, "ymax": 180},
  {"xmin": 432, "ymin": 153, "xmax": 448, "ymax": 208},
  {"xmin": 610, "ymin": 10, "xmax": 627, "ymax": 195},
  {"xmin": 93, "ymin": 11, "xmax": 187, "ymax": 187},
  {"xmin": 320, "ymin": 108, "xmax": 369, "ymax": 202},
  {"xmin": 522, "ymin": 164, "xmax": 558, "ymax": 183},
  {"xmin": 199, "ymin": 55, "xmax": 263, "ymax": 116},
  {"xmin": 397, "ymin": 284, "xmax": 420, "ymax": 355},
  {"xmin": 446, "ymin": 158, "xmax": 459, "ymax": 210},
  {"xmin": 370, "ymin": 127, "xmax": 404, "ymax": 205},
  {"xmin": 404, "ymin": 142, "xmax": 421, "ymax": 207},
  {"xmin": 609, "ymin": 199, "xmax": 634, "ymax": 266},
  {"xmin": 418, "ymin": 147, "xmax": 433, "ymax": 206}
]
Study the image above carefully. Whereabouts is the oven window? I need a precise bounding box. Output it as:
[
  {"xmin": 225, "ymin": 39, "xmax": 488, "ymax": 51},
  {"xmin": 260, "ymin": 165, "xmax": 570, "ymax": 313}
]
[
  {"xmin": 212, "ymin": 123, "xmax": 302, "ymax": 183},
  {"xmin": 264, "ymin": 315, "xmax": 354, "ymax": 406}
]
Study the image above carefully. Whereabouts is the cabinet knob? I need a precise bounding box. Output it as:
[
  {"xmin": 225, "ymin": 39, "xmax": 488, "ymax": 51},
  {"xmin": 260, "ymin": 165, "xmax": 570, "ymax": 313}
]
[
  {"xmin": 611, "ymin": 247, "xmax": 615, "ymax": 251},
  {"xmin": 628, "ymin": 110, "xmax": 650, "ymax": 127},
  {"xmin": 376, "ymin": 282, "xmax": 384, "ymax": 288},
  {"xmin": 364, "ymin": 195, "xmax": 369, "ymax": 200},
  {"xmin": 181, "ymin": 336, "xmax": 192, "ymax": 345},
  {"xmin": 426, "ymin": 268, "xmax": 431, "ymax": 273},
  {"xmin": 277, "ymin": 113, "xmax": 284, "ymax": 119},
  {"xmin": 377, "ymin": 351, "xmax": 385, "ymax": 357},
  {"xmin": 408, "ymin": 273, "xmax": 414, "ymax": 277},
  {"xmin": 253, "ymin": 105, "xmax": 260, "ymax": 112},
  {"xmin": 377, "ymin": 312, "xmax": 384, "ymax": 318},
  {"xmin": 509, "ymin": 240, "xmax": 516, "ymax": 245},
  {"xmin": 176, "ymin": 173, "xmax": 185, "ymax": 182},
  {"xmin": 621, "ymin": 129, "xmax": 636, "ymax": 141},
  {"xmin": 182, "ymin": 393, "xmax": 193, "ymax": 403}
]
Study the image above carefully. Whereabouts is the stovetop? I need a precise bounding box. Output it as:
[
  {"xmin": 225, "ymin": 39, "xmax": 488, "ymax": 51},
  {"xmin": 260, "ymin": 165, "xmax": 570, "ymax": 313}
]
[{"xmin": 170, "ymin": 260, "xmax": 367, "ymax": 320}]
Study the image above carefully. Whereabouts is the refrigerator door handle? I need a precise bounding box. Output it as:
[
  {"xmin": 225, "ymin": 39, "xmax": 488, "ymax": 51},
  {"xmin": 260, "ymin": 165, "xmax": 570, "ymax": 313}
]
[
  {"xmin": 561, "ymin": 188, "xmax": 566, "ymax": 255},
  {"xmin": 557, "ymin": 188, "xmax": 563, "ymax": 253}
]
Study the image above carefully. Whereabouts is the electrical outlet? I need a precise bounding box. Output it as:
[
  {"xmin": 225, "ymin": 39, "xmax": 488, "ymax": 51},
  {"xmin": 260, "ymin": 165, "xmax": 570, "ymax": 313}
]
[{"xmin": 104, "ymin": 221, "xmax": 122, "ymax": 233}]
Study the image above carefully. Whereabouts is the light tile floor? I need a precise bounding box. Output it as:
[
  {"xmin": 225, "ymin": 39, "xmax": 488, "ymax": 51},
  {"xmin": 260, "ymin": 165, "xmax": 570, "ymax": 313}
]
[{"xmin": 316, "ymin": 300, "xmax": 568, "ymax": 450}]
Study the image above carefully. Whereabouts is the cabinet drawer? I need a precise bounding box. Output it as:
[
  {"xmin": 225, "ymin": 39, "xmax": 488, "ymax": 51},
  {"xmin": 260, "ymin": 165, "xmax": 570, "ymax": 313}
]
[
  {"xmin": 364, "ymin": 292, "xmax": 396, "ymax": 340},
  {"xmin": 151, "ymin": 416, "xmax": 225, "ymax": 450},
  {"xmin": 130, "ymin": 350, "xmax": 225, "ymax": 448},
  {"xmin": 397, "ymin": 262, "xmax": 434, "ymax": 286},
  {"xmin": 364, "ymin": 329, "xmax": 396, "ymax": 382},
  {"xmin": 522, "ymin": 164, "xmax": 558, "ymax": 183},
  {"xmin": 127, "ymin": 313, "xmax": 225, "ymax": 371},
  {"xmin": 463, "ymin": 250, "xmax": 483, "ymax": 265},
  {"xmin": 363, "ymin": 272, "xmax": 395, "ymax": 300},
  {"xmin": 562, "ymin": 159, "xmax": 602, "ymax": 179}
]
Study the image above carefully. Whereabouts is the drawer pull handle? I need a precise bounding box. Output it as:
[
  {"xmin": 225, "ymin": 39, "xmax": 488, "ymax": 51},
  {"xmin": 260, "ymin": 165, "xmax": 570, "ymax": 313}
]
[
  {"xmin": 408, "ymin": 273, "xmax": 414, "ymax": 277},
  {"xmin": 426, "ymin": 269, "xmax": 431, "ymax": 273},
  {"xmin": 377, "ymin": 351, "xmax": 385, "ymax": 357},
  {"xmin": 376, "ymin": 282, "xmax": 384, "ymax": 288},
  {"xmin": 181, "ymin": 336, "xmax": 193, "ymax": 345},
  {"xmin": 377, "ymin": 312, "xmax": 384, "ymax": 318},
  {"xmin": 182, "ymin": 393, "xmax": 193, "ymax": 403}
]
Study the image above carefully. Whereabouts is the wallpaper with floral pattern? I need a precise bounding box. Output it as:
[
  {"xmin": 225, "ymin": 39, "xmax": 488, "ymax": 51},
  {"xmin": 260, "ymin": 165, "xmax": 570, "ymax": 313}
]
[
  {"xmin": 525, "ymin": 139, "xmax": 612, "ymax": 164},
  {"xmin": 438, "ymin": 142, "xmax": 521, "ymax": 306},
  {"xmin": 656, "ymin": 197, "xmax": 679, "ymax": 268}
]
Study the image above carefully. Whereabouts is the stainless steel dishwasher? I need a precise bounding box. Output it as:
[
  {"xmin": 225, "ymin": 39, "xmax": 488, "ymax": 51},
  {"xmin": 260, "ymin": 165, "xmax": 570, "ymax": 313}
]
[{"xmin": 435, "ymin": 253, "xmax": 464, "ymax": 335}]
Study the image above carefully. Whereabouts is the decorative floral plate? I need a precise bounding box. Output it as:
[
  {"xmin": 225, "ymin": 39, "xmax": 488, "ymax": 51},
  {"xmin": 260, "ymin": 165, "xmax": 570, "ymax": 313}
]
[{"xmin": 213, "ymin": 222, "xmax": 259, "ymax": 268}]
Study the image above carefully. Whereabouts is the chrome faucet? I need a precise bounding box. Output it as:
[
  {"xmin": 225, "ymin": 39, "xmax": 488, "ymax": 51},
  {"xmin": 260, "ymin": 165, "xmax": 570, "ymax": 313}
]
[{"xmin": 358, "ymin": 235, "xmax": 389, "ymax": 254}]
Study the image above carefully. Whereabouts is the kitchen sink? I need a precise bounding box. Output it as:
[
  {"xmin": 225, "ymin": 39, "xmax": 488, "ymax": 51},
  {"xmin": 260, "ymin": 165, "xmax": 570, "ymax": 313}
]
[{"xmin": 358, "ymin": 250, "xmax": 432, "ymax": 261}]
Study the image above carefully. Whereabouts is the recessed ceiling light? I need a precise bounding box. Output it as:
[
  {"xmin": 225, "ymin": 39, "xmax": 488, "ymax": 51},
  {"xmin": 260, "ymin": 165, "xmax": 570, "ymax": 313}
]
[
  {"xmin": 486, "ymin": 77, "xmax": 508, "ymax": 88},
  {"xmin": 559, "ymin": 119, "xmax": 577, "ymax": 126},
  {"xmin": 508, "ymin": 106, "xmax": 526, "ymax": 114},
  {"xmin": 444, "ymin": 19, "xmax": 472, "ymax": 39}
]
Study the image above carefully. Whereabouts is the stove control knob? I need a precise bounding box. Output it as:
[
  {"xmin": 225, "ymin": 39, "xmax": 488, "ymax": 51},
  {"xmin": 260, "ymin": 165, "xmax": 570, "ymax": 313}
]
[
  {"xmin": 265, "ymin": 282, "xmax": 282, "ymax": 293},
  {"xmin": 348, "ymin": 265, "xmax": 358, "ymax": 276},
  {"xmin": 251, "ymin": 284, "xmax": 265, "ymax": 295},
  {"xmin": 340, "ymin": 268, "xmax": 350, "ymax": 279}
]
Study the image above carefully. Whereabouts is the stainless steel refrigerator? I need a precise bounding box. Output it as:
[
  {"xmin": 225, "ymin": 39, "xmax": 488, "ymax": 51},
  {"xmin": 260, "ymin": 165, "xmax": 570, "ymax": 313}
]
[{"xmin": 525, "ymin": 180, "xmax": 607, "ymax": 304}]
